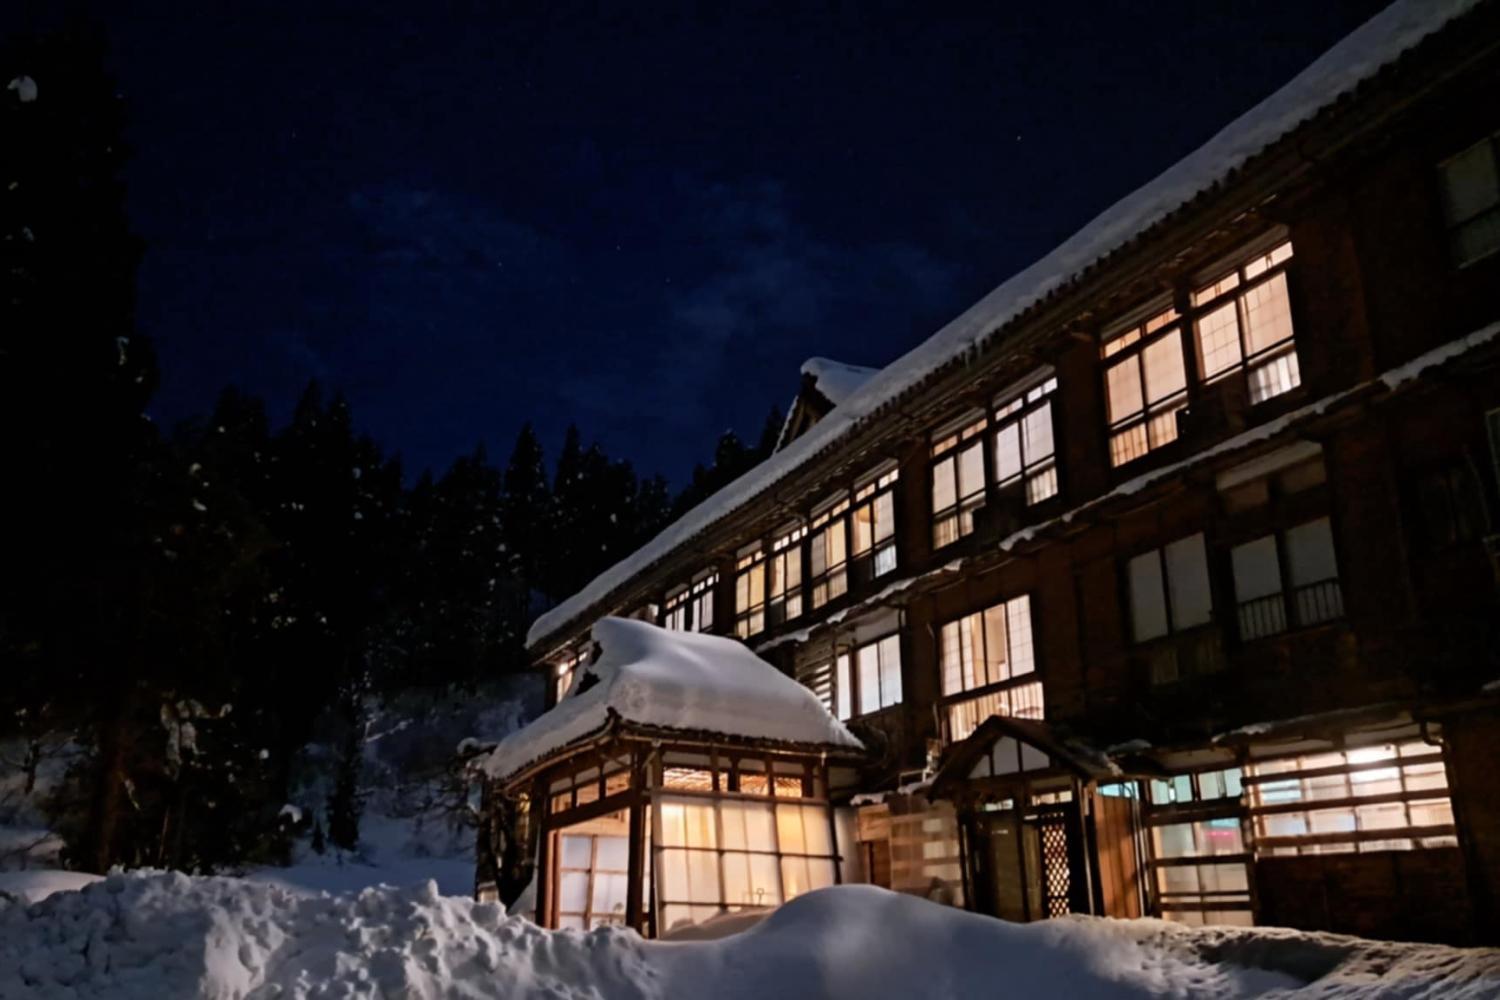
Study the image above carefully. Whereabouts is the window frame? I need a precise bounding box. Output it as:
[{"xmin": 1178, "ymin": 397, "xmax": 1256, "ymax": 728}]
[
  {"xmin": 849, "ymin": 466, "xmax": 899, "ymax": 586},
  {"xmin": 1437, "ymin": 132, "xmax": 1500, "ymax": 268},
  {"xmin": 1101, "ymin": 302, "xmax": 1189, "ymax": 468},
  {"xmin": 767, "ymin": 524, "xmax": 807, "ymax": 628},
  {"xmin": 839, "ymin": 632, "xmax": 903, "ymax": 719},
  {"xmin": 733, "ymin": 544, "xmax": 768, "ymax": 639},
  {"xmin": 664, "ymin": 569, "xmax": 719, "ymax": 633},
  {"xmin": 1126, "ymin": 533, "xmax": 1215, "ymax": 644},
  {"xmin": 808, "ymin": 497, "xmax": 850, "ymax": 611},
  {"xmin": 936, "ymin": 594, "xmax": 1044, "ymax": 743},
  {"xmin": 929, "ymin": 413, "xmax": 987, "ymax": 549},
  {"xmin": 1230, "ymin": 515, "xmax": 1343, "ymax": 642},
  {"xmin": 1188, "ymin": 239, "xmax": 1300, "ymax": 405},
  {"xmin": 993, "ymin": 376, "xmax": 1060, "ymax": 506}
]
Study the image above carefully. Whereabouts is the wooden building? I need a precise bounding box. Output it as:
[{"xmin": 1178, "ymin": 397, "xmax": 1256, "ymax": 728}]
[{"xmin": 494, "ymin": 0, "xmax": 1500, "ymax": 943}]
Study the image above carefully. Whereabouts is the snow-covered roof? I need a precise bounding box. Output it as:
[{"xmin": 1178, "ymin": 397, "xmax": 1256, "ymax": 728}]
[
  {"xmin": 800, "ymin": 357, "xmax": 878, "ymax": 406},
  {"xmin": 526, "ymin": 0, "xmax": 1479, "ymax": 653},
  {"xmin": 487, "ymin": 617, "xmax": 861, "ymax": 782}
]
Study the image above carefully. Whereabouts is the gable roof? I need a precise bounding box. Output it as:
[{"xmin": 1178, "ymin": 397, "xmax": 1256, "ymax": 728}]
[
  {"xmin": 527, "ymin": 0, "xmax": 1484, "ymax": 654},
  {"xmin": 486, "ymin": 617, "xmax": 862, "ymax": 782}
]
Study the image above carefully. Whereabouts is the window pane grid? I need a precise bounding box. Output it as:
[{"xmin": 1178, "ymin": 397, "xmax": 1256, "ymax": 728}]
[
  {"xmin": 1103, "ymin": 318, "xmax": 1186, "ymax": 467},
  {"xmin": 994, "ymin": 379, "xmax": 1059, "ymax": 504},
  {"xmin": 1190, "ymin": 244, "xmax": 1299, "ymax": 404}
]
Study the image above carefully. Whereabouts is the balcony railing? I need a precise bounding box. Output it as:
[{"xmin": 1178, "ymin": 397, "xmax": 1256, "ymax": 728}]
[
  {"xmin": 1237, "ymin": 578, "xmax": 1343, "ymax": 641},
  {"xmin": 1141, "ymin": 625, "xmax": 1225, "ymax": 687}
]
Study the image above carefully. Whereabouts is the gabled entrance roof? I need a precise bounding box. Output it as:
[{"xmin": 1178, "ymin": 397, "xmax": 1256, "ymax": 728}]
[{"xmin": 930, "ymin": 715, "xmax": 1119, "ymax": 797}]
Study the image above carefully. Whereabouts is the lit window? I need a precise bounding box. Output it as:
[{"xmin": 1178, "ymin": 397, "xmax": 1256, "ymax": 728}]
[
  {"xmin": 1439, "ymin": 133, "xmax": 1500, "ymax": 267},
  {"xmin": 1102, "ymin": 305, "xmax": 1187, "ymax": 467},
  {"xmin": 930, "ymin": 414, "xmax": 986, "ymax": 548},
  {"xmin": 665, "ymin": 570, "xmax": 718, "ymax": 633},
  {"xmin": 808, "ymin": 498, "xmax": 849, "ymax": 610},
  {"xmin": 1190, "ymin": 241, "xmax": 1299, "ymax": 404},
  {"xmin": 845, "ymin": 633, "xmax": 902, "ymax": 717},
  {"xmin": 767, "ymin": 525, "xmax": 806, "ymax": 627},
  {"xmin": 994, "ymin": 376, "xmax": 1059, "ymax": 505},
  {"xmin": 553, "ymin": 648, "xmax": 588, "ymax": 703},
  {"xmin": 734, "ymin": 545, "xmax": 767, "ymax": 639},
  {"xmin": 1245, "ymin": 742, "xmax": 1454, "ymax": 856},
  {"xmin": 850, "ymin": 467, "xmax": 899, "ymax": 584},
  {"xmin": 938, "ymin": 594, "xmax": 1042, "ymax": 743},
  {"xmin": 1231, "ymin": 516, "xmax": 1342, "ymax": 641}
]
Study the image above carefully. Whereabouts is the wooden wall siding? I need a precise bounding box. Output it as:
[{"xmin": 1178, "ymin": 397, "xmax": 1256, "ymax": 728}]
[
  {"xmin": 1090, "ymin": 792, "xmax": 1144, "ymax": 920},
  {"xmin": 1442, "ymin": 709, "xmax": 1500, "ymax": 944},
  {"xmin": 1253, "ymin": 848, "xmax": 1474, "ymax": 945}
]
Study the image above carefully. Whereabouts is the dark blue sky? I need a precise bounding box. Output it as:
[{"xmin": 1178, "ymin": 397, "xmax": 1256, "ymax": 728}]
[{"xmin": 72, "ymin": 0, "xmax": 1385, "ymax": 482}]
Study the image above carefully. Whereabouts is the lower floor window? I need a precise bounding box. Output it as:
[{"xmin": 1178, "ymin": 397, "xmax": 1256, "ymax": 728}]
[
  {"xmin": 654, "ymin": 796, "xmax": 837, "ymax": 933},
  {"xmin": 1245, "ymin": 742, "xmax": 1454, "ymax": 855}
]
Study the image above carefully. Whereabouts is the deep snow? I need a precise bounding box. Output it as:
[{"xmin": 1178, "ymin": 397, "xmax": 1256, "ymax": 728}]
[{"xmin": 3, "ymin": 875, "xmax": 1499, "ymax": 999}]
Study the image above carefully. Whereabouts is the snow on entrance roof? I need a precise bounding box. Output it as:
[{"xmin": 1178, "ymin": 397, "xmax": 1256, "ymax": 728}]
[
  {"xmin": 486, "ymin": 617, "xmax": 861, "ymax": 782},
  {"xmin": 800, "ymin": 357, "xmax": 878, "ymax": 406},
  {"xmin": 526, "ymin": 0, "xmax": 1479, "ymax": 652}
]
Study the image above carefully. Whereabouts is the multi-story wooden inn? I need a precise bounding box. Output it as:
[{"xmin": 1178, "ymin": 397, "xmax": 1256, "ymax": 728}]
[{"xmin": 480, "ymin": 0, "xmax": 1500, "ymax": 944}]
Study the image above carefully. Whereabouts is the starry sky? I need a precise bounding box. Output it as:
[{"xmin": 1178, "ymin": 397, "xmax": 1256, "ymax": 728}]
[{"xmin": 48, "ymin": 1, "xmax": 1388, "ymax": 482}]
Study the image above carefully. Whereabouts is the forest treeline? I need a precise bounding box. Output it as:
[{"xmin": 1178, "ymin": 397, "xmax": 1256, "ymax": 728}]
[{"xmin": 0, "ymin": 29, "xmax": 781, "ymax": 874}]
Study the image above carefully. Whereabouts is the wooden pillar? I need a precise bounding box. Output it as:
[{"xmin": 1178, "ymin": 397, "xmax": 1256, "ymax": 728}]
[
  {"xmin": 534, "ymin": 781, "xmax": 552, "ymax": 929},
  {"xmin": 625, "ymin": 748, "xmax": 647, "ymax": 932},
  {"xmin": 822, "ymin": 758, "xmax": 842, "ymax": 884}
]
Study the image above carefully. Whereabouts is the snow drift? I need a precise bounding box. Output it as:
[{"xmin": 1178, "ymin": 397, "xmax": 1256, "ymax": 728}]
[{"xmin": 4, "ymin": 874, "xmax": 1500, "ymax": 999}]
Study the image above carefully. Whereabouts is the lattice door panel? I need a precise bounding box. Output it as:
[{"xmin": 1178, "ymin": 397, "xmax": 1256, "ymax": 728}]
[{"xmin": 1038, "ymin": 815, "xmax": 1072, "ymax": 918}]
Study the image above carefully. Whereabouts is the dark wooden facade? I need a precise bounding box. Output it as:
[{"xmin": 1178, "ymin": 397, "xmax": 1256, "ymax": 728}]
[{"xmin": 515, "ymin": 4, "xmax": 1500, "ymax": 943}]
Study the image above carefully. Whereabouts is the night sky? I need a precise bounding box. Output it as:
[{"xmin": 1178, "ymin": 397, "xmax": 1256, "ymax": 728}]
[{"xmin": 46, "ymin": 1, "xmax": 1387, "ymax": 483}]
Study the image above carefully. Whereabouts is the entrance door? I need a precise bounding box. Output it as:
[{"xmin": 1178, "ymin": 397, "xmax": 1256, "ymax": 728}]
[{"xmin": 971, "ymin": 802, "xmax": 1087, "ymax": 921}]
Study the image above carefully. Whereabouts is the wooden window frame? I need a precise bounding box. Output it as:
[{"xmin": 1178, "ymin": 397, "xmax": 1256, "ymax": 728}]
[
  {"xmin": 808, "ymin": 497, "xmax": 850, "ymax": 611},
  {"xmin": 846, "ymin": 631, "xmax": 902, "ymax": 718},
  {"xmin": 733, "ymin": 545, "xmax": 768, "ymax": 639},
  {"xmin": 1188, "ymin": 239, "xmax": 1299, "ymax": 405},
  {"xmin": 1438, "ymin": 132, "xmax": 1500, "ymax": 268},
  {"xmin": 767, "ymin": 525, "xmax": 807, "ymax": 628},
  {"xmin": 929, "ymin": 413, "xmax": 987, "ymax": 549},
  {"xmin": 936, "ymin": 594, "xmax": 1042, "ymax": 743},
  {"xmin": 1101, "ymin": 303, "xmax": 1189, "ymax": 468},
  {"xmin": 849, "ymin": 466, "xmax": 899, "ymax": 587},
  {"xmin": 1230, "ymin": 516, "xmax": 1343, "ymax": 643},
  {"xmin": 992, "ymin": 376, "xmax": 1060, "ymax": 506},
  {"xmin": 664, "ymin": 570, "xmax": 719, "ymax": 633}
]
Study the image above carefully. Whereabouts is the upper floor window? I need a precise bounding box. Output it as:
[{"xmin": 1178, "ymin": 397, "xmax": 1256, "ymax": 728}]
[
  {"xmin": 937, "ymin": 595, "xmax": 1042, "ymax": 743},
  {"xmin": 767, "ymin": 525, "xmax": 806, "ymax": 627},
  {"xmin": 553, "ymin": 648, "xmax": 589, "ymax": 703},
  {"xmin": 850, "ymin": 466, "xmax": 898, "ymax": 584},
  {"xmin": 835, "ymin": 633, "xmax": 902, "ymax": 718},
  {"xmin": 1439, "ymin": 133, "xmax": 1500, "ymax": 267},
  {"xmin": 931, "ymin": 414, "xmax": 985, "ymax": 548},
  {"xmin": 808, "ymin": 497, "xmax": 849, "ymax": 610},
  {"xmin": 1127, "ymin": 533, "xmax": 1213, "ymax": 643},
  {"xmin": 664, "ymin": 570, "xmax": 717, "ymax": 633},
  {"xmin": 994, "ymin": 376, "xmax": 1059, "ymax": 505},
  {"xmin": 1231, "ymin": 516, "xmax": 1342, "ymax": 641},
  {"xmin": 734, "ymin": 544, "xmax": 767, "ymax": 639},
  {"xmin": 1102, "ymin": 304, "xmax": 1187, "ymax": 467},
  {"xmin": 1190, "ymin": 240, "xmax": 1299, "ymax": 404}
]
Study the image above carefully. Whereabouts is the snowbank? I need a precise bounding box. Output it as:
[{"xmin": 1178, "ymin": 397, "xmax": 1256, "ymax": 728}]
[
  {"xmin": 3, "ymin": 875, "xmax": 1498, "ymax": 999},
  {"xmin": 526, "ymin": 0, "xmax": 1481, "ymax": 653},
  {"xmin": 484, "ymin": 617, "xmax": 861, "ymax": 781},
  {"xmin": 0, "ymin": 869, "xmax": 102, "ymax": 905}
]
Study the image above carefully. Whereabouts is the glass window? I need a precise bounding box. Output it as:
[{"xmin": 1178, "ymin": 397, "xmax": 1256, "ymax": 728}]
[
  {"xmin": 1129, "ymin": 533, "xmax": 1213, "ymax": 642},
  {"xmin": 663, "ymin": 570, "xmax": 718, "ymax": 633},
  {"xmin": 931, "ymin": 416, "xmax": 987, "ymax": 548},
  {"xmin": 734, "ymin": 546, "xmax": 767, "ymax": 638},
  {"xmin": 767, "ymin": 525, "xmax": 806, "ymax": 627},
  {"xmin": 1102, "ymin": 306, "xmax": 1187, "ymax": 467},
  {"xmin": 850, "ymin": 468, "xmax": 899, "ymax": 582},
  {"xmin": 1232, "ymin": 518, "xmax": 1343, "ymax": 640},
  {"xmin": 1190, "ymin": 241, "xmax": 1299, "ymax": 404},
  {"xmin": 994, "ymin": 377, "xmax": 1060, "ymax": 505},
  {"xmin": 1246, "ymin": 742, "xmax": 1454, "ymax": 856},
  {"xmin": 1439, "ymin": 134, "xmax": 1500, "ymax": 266},
  {"xmin": 850, "ymin": 633, "xmax": 902, "ymax": 717},
  {"xmin": 809, "ymin": 498, "xmax": 849, "ymax": 610}
]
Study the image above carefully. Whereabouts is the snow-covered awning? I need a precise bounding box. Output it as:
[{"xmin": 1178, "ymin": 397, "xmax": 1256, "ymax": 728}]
[{"xmin": 485, "ymin": 618, "xmax": 863, "ymax": 784}]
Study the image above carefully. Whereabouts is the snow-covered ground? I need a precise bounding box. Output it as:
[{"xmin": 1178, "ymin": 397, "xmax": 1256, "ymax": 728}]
[{"xmin": 2, "ymin": 875, "xmax": 1498, "ymax": 999}]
